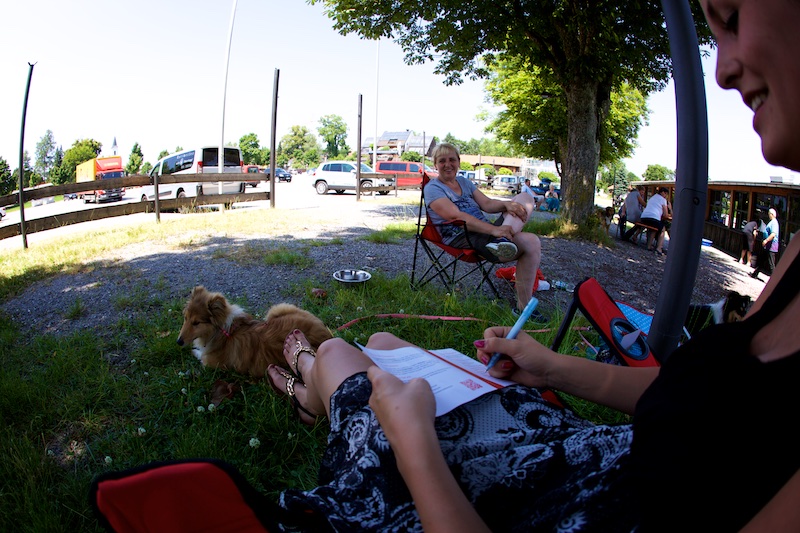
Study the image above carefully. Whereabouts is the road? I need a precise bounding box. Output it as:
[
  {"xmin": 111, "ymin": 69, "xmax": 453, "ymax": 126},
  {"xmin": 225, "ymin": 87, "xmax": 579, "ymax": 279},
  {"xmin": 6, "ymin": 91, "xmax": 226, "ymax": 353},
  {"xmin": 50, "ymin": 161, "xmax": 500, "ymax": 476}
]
[{"xmin": 0, "ymin": 174, "xmax": 421, "ymax": 251}]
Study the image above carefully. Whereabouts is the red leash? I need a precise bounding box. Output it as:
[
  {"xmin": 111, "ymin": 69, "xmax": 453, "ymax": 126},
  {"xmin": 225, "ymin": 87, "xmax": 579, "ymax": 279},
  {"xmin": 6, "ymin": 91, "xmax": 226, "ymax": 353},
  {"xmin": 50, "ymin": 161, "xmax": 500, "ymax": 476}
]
[{"xmin": 336, "ymin": 312, "xmax": 584, "ymax": 335}]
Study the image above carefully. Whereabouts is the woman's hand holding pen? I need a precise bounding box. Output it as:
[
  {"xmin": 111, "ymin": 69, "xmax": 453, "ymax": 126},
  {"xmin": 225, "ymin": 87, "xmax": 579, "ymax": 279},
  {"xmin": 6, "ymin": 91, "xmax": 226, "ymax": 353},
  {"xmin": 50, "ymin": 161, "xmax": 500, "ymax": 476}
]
[{"xmin": 475, "ymin": 328, "xmax": 558, "ymax": 388}]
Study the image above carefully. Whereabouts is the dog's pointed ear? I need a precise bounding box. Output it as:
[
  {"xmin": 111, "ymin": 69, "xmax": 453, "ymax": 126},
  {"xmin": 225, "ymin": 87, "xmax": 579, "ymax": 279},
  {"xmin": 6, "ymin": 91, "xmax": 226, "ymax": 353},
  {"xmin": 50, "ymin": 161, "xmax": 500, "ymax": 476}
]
[
  {"xmin": 191, "ymin": 286, "xmax": 207, "ymax": 299},
  {"xmin": 207, "ymin": 294, "xmax": 228, "ymax": 325}
]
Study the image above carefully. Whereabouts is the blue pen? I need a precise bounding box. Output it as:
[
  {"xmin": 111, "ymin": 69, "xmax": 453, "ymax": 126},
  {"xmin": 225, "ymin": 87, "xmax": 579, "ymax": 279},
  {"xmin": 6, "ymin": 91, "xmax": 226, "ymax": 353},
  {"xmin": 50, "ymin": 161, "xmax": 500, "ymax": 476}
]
[{"xmin": 486, "ymin": 297, "xmax": 539, "ymax": 370}]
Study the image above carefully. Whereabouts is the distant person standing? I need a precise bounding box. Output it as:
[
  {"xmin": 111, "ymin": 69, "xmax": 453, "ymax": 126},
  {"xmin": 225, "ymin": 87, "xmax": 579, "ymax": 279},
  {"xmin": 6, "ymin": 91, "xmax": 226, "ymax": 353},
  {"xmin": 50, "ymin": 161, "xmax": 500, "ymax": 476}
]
[
  {"xmin": 740, "ymin": 220, "xmax": 759, "ymax": 266},
  {"xmin": 751, "ymin": 208, "xmax": 780, "ymax": 280}
]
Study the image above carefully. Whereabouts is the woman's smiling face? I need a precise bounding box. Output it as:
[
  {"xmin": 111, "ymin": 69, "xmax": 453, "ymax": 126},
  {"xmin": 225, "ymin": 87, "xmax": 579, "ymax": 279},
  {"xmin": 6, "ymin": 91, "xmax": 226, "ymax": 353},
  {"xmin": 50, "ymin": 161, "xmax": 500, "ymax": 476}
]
[
  {"xmin": 701, "ymin": 0, "xmax": 800, "ymax": 171},
  {"xmin": 434, "ymin": 149, "xmax": 460, "ymax": 179}
]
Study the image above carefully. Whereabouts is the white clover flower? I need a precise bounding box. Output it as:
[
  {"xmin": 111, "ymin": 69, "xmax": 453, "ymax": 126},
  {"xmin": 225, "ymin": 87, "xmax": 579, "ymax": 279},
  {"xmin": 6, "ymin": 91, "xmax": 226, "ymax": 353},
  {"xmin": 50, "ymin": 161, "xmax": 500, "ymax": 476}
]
[
  {"xmin": 130, "ymin": 359, "xmax": 136, "ymax": 364},
  {"xmin": 137, "ymin": 427, "xmax": 146, "ymax": 436},
  {"xmin": 181, "ymin": 388, "xmax": 187, "ymax": 395},
  {"xmin": 178, "ymin": 371, "xmax": 185, "ymax": 377},
  {"xmin": 287, "ymin": 432, "xmax": 294, "ymax": 439},
  {"xmin": 143, "ymin": 371, "xmax": 149, "ymax": 376},
  {"xmin": 335, "ymin": 315, "xmax": 341, "ymax": 321},
  {"xmin": 357, "ymin": 306, "xmax": 364, "ymax": 312},
  {"xmin": 248, "ymin": 437, "xmax": 261, "ymax": 448},
  {"xmin": 197, "ymin": 406, "xmax": 206, "ymax": 413},
  {"xmin": 398, "ymin": 309, "xmax": 405, "ymax": 314},
  {"xmin": 104, "ymin": 456, "xmax": 113, "ymax": 465},
  {"xmin": 208, "ymin": 403, "xmax": 216, "ymax": 412},
  {"xmin": 47, "ymin": 449, "xmax": 54, "ymax": 457}
]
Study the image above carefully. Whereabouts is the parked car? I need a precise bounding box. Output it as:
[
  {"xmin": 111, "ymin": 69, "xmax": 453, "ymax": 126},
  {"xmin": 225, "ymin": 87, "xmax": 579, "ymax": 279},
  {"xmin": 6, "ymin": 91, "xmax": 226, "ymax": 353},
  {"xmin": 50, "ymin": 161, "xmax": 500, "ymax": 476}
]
[
  {"xmin": 492, "ymin": 175, "xmax": 521, "ymax": 194},
  {"xmin": 262, "ymin": 167, "xmax": 292, "ymax": 182},
  {"xmin": 312, "ymin": 161, "xmax": 393, "ymax": 195},
  {"xmin": 374, "ymin": 160, "xmax": 437, "ymax": 187},
  {"xmin": 243, "ymin": 165, "xmax": 261, "ymax": 187}
]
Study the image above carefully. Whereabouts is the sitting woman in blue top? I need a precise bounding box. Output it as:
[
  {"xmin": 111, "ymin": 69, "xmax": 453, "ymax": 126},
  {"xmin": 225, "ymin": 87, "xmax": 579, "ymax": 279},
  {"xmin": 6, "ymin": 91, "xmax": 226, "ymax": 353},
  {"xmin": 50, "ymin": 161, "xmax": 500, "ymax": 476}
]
[{"xmin": 424, "ymin": 142, "xmax": 542, "ymax": 314}]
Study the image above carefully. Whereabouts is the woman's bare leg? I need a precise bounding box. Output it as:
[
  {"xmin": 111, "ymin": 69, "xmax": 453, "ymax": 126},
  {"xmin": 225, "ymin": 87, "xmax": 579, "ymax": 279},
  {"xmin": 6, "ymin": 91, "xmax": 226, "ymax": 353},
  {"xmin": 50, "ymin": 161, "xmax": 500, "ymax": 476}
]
[
  {"xmin": 501, "ymin": 193, "xmax": 536, "ymax": 234},
  {"xmin": 268, "ymin": 330, "xmax": 417, "ymax": 419},
  {"xmin": 510, "ymin": 231, "xmax": 541, "ymax": 310}
]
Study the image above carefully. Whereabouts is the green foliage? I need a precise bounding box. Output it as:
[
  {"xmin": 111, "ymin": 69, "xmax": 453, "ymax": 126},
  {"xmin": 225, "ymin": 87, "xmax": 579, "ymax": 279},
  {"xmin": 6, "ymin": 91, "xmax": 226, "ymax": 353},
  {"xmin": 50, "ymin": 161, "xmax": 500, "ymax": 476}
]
[
  {"xmin": 442, "ymin": 133, "xmax": 520, "ymax": 158},
  {"xmin": 497, "ymin": 167, "xmax": 512, "ymax": 175},
  {"xmin": 538, "ymin": 171, "xmax": 558, "ymax": 183},
  {"xmin": 141, "ymin": 162, "xmax": 153, "ymax": 175},
  {"xmin": 34, "ymin": 130, "xmax": 57, "ymax": 181},
  {"xmin": 0, "ymin": 157, "xmax": 12, "ymax": 196},
  {"xmin": 642, "ymin": 164, "xmax": 674, "ymax": 182},
  {"xmin": 11, "ymin": 152, "xmax": 41, "ymax": 189},
  {"xmin": 599, "ymin": 163, "xmax": 632, "ymax": 194},
  {"xmin": 486, "ymin": 59, "xmax": 648, "ymax": 171},
  {"xmin": 49, "ymin": 147, "xmax": 69, "ymax": 186},
  {"xmin": 157, "ymin": 149, "xmax": 169, "ymax": 161},
  {"xmin": 60, "ymin": 139, "xmax": 102, "ymax": 183},
  {"xmin": 360, "ymin": 222, "xmax": 416, "ymax": 244},
  {"xmin": 317, "ymin": 115, "xmax": 350, "ymax": 158},
  {"xmin": 125, "ymin": 142, "xmax": 144, "ymax": 175},
  {"xmin": 400, "ymin": 151, "xmax": 421, "ymax": 162},
  {"xmin": 239, "ymin": 133, "xmax": 270, "ymax": 165},
  {"xmin": 280, "ymin": 125, "xmax": 322, "ymax": 169}
]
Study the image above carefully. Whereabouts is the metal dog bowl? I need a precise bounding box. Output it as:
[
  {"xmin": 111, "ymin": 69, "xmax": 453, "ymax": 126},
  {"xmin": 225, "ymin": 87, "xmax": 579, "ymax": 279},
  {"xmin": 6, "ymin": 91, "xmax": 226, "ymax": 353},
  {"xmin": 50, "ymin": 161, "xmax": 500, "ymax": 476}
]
[{"xmin": 333, "ymin": 269, "xmax": 371, "ymax": 284}]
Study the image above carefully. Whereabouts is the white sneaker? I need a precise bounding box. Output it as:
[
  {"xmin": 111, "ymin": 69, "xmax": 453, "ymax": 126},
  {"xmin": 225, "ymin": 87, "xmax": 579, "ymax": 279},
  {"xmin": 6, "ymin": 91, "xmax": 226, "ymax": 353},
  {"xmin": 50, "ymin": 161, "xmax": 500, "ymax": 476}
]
[{"xmin": 486, "ymin": 240, "xmax": 518, "ymax": 261}]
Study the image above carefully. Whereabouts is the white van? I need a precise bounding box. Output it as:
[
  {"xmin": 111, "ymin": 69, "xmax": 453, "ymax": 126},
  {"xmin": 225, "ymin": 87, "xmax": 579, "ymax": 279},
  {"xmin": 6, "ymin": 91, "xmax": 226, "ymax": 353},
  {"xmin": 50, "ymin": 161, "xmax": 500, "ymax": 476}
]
[
  {"xmin": 493, "ymin": 175, "xmax": 521, "ymax": 194},
  {"xmin": 139, "ymin": 146, "xmax": 245, "ymax": 202}
]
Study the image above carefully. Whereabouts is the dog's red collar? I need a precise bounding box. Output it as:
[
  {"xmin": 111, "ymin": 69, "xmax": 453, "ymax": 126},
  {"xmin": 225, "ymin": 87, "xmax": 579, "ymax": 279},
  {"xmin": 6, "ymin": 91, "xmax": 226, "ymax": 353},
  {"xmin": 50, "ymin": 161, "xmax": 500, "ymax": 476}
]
[{"xmin": 220, "ymin": 322, "xmax": 237, "ymax": 338}]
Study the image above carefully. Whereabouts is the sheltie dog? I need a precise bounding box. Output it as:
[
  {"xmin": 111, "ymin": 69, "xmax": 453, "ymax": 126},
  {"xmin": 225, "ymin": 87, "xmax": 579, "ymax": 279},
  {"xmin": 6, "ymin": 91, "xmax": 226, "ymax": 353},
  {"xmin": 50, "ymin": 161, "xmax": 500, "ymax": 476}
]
[
  {"xmin": 598, "ymin": 206, "xmax": 615, "ymax": 235},
  {"xmin": 684, "ymin": 291, "xmax": 752, "ymax": 337},
  {"xmin": 177, "ymin": 286, "xmax": 332, "ymax": 377}
]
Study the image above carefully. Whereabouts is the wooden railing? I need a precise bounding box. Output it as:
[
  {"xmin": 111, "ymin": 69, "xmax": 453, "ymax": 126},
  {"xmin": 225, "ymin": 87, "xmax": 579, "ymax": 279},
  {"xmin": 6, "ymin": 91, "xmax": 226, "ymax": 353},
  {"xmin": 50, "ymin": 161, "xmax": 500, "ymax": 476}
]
[{"xmin": 0, "ymin": 174, "xmax": 269, "ymax": 241}]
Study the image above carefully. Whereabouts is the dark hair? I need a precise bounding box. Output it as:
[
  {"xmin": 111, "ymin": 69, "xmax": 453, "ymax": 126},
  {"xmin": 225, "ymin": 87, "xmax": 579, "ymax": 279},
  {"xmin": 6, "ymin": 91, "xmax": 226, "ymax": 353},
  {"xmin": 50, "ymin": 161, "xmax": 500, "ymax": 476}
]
[{"xmin": 657, "ymin": 187, "xmax": 669, "ymax": 194}]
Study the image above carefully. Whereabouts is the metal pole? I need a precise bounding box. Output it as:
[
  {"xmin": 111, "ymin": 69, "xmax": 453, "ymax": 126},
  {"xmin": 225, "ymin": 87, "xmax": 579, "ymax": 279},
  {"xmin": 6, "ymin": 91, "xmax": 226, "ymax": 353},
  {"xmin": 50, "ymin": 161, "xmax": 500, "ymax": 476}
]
[
  {"xmin": 357, "ymin": 94, "xmax": 363, "ymax": 201},
  {"xmin": 374, "ymin": 40, "xmax": 380, "ymax": 168},
  {"xmin": 219, "ymin": 0, "xmax": 239, "ymax": 198},
  {"xmin": 269, "ymin": 69, "xmax": 279, "ymax": 208},
  {"xmin": 648, "ymin": 0, "xmax": 709, "ymax": 362},
  {"xmin": 17, "ymin": 62, "xmax": 35, "ymax": 250}
]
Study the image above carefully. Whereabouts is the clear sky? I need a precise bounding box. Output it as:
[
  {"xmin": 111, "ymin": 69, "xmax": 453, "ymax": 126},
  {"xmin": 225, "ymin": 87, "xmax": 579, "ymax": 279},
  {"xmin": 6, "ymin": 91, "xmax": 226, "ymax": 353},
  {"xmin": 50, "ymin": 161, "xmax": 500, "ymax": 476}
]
[{"xmin": 0, "ymin": 0, "xmax": 789, "ymax": 182}]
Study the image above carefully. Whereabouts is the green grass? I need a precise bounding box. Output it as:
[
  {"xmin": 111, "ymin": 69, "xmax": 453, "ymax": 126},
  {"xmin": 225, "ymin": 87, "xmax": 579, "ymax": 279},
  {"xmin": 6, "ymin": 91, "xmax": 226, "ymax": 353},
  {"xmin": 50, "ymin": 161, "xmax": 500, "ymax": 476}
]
[{"xmin": 0, "ymin": 207, "xmax": 620, "ymax": 531}]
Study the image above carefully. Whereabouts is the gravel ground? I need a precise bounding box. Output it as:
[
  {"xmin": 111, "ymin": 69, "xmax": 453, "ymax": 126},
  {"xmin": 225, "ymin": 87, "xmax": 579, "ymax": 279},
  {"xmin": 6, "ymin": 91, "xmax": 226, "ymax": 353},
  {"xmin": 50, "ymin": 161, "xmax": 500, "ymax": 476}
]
[{"xmin": 0, "ymin": 196, "xmax": 767, "ymax": 338}]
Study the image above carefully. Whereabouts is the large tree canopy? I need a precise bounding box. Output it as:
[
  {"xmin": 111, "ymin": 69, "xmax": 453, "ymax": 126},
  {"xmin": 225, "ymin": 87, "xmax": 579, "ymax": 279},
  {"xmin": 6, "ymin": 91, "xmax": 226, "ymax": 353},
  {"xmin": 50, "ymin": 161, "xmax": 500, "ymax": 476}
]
[
  {"xmin": 485, "ymin": 55, "xmax": 649, "ymax": 177},
  {"xmin": 310, "ymin": 0, "xmax": 713, "ymax": 223}
]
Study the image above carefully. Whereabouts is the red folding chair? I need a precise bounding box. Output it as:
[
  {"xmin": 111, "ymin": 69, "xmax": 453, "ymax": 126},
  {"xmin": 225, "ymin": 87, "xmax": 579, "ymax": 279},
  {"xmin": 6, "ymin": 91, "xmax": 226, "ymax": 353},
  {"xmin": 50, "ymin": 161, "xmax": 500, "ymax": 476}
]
[
  {"xmin": 550, "ymin": 277, "xmax": 660, "ymax": 367},
  {"xmin": 410, "ymin": 173, "xmax": 511, "ymax": 298}
]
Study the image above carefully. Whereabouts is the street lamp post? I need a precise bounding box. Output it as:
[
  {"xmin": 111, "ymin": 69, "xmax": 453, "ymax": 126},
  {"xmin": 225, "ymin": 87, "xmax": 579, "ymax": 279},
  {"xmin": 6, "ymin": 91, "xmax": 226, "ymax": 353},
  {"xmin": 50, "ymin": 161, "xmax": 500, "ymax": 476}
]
[
  {"xmin": 219, "ymin": 0, "xmax": 239, "ymax": 195},
  {"xmin": 373, "ymin": 40, "xmax": 380, "ymax": 168}
]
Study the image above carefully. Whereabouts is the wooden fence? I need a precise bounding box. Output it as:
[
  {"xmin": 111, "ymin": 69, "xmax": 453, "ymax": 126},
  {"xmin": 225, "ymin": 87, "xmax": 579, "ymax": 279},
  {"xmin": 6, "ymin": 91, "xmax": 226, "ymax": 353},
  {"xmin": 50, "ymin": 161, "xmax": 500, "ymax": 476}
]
[{"xmin": 0, "ymin": 174, "xmax": 269, "ymax": 242}]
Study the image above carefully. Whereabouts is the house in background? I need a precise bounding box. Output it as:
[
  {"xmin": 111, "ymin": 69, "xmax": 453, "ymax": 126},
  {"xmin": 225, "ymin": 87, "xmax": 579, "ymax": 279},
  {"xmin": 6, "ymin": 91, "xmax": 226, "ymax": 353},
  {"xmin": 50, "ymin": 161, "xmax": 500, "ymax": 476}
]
[{"xmin": 361, "ymin": 131, "xmax": 436, "ymax": 161}]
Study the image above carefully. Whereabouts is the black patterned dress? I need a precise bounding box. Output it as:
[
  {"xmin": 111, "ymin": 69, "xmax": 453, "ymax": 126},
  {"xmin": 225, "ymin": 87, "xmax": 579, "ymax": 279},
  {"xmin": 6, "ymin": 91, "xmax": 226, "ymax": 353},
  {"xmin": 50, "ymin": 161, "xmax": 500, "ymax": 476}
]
[{"xmin": 279, "ymin": 376, "xmax": 638, "ymax": 532}]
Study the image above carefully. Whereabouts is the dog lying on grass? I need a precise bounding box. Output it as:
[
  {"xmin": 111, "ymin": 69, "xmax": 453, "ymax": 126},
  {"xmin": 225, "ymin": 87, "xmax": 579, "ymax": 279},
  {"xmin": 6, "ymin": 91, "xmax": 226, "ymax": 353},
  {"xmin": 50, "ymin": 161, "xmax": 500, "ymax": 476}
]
[
  {"xmin": 177, "ymin": 286, "xmax": 332, "ymax": 377},
  {"xmin": 684, "ymin": 291, "xmax": 752, "ymax": 338}
]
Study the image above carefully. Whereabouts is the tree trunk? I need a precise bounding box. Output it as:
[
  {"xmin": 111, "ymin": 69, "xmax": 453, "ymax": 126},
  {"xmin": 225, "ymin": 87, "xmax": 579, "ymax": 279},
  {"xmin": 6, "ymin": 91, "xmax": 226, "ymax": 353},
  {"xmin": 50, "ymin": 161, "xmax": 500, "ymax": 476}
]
[{"xmin": 562, "ymin": 79, "xmax": 603, "ymax": 225}]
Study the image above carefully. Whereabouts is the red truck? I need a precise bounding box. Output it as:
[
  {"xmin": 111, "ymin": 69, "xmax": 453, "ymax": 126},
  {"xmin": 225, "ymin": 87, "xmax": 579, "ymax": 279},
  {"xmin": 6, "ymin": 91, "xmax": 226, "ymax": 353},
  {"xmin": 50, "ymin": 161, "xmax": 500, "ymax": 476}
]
[{"xmin": 76, "ymin": 156, "xmax": 126, "ymax": 203}]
